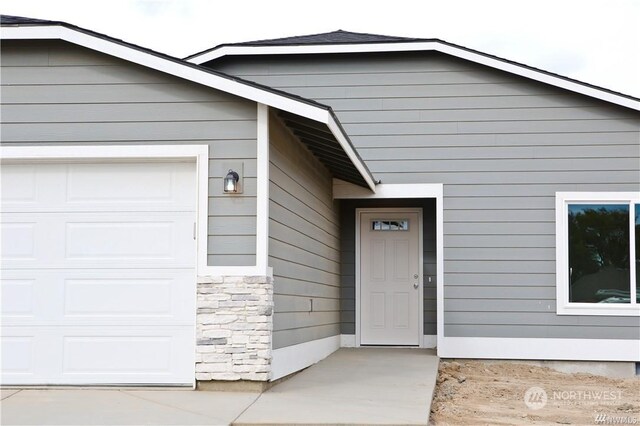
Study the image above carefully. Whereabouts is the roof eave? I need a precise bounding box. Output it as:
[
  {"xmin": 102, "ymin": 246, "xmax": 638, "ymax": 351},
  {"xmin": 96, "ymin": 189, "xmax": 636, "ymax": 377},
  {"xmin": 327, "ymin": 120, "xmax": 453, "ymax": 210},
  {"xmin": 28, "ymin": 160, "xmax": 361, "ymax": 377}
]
[
  {"xmin": 1, "ymin": 23, "xmax": 377, "ymax": 191},
  {"xmin": 187, "ymin": 42, "xmax": 640, "ymax": 112}
]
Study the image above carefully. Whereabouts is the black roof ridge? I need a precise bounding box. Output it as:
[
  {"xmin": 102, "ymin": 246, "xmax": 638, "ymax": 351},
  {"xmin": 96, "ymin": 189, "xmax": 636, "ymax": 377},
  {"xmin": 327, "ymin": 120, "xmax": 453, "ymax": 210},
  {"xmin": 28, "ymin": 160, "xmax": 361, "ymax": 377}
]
[
  {"xmin": 236, "ymin": 29, "xmax": 428, "ymax": 45},
  {"xmin": 4, "ymin": 15, "xmax": 638, "ymax": 106},
  {"xmin": 184, "ymin": 29, "xmax": 434, "ymax": 60},
  {"xmin": 185, "ymin": 30, "xmax": 639, "ymax": 105},
  {"xmin": 1, "ymin": 14, "xmax": 61, "ymax": 25},
  {"xmin": 0, "ymin": 14, "xmax": 335, "ymax": 112}
]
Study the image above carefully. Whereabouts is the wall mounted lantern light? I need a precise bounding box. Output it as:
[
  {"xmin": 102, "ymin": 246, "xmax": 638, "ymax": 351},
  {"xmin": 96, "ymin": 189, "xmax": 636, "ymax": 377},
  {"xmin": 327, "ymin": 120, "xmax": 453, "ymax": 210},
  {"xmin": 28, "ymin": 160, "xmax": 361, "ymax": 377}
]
[{"xmin": 223, "ymin": 169, "xmax": 240, "ymax": 193}]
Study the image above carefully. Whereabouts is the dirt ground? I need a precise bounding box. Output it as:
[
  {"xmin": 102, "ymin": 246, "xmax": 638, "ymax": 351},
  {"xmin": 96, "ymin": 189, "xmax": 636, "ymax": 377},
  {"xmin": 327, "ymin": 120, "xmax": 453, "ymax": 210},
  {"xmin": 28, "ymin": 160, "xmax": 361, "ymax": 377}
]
[{"xmin": 430, "ymin": 360, "xmax": 640, "ymax": 425}]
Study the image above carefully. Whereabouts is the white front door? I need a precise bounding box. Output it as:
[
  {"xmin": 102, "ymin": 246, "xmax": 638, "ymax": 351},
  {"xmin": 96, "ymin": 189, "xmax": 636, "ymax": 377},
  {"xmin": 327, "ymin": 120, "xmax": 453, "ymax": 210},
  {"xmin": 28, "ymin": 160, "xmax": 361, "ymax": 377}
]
[
  {"xmin": 360, "ymin": 211, "xmax": 421, "ymax": 345},
  {"xmin": 1, "ymin": 160, "xmax": 196, "ymax": 385}
]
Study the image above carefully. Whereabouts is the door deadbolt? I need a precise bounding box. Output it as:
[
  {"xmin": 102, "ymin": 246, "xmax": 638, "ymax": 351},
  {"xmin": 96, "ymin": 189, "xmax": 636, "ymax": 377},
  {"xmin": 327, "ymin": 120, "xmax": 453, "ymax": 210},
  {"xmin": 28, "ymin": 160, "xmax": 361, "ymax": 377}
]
[{"xmin": 413, "ymin": 274, "xmax": 419, "ymax": 279}]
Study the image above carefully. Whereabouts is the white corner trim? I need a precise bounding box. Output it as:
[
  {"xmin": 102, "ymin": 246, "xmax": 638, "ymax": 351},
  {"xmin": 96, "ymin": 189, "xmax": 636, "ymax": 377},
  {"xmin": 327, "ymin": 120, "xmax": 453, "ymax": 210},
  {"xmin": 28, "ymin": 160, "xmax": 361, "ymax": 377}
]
[
  {"xmin": 326, "ymin": 117, "xmax": 376, "ymax": 192},
  {"xmin": 340, "ymin": 334, "xmax": 356, "ymax": 348},
  {"xmin": 187, "ymin": 42, "xmax": 639, "ymax": 111},
  {"xmin": 271, "ymin": 335, "xmax": 340, "ymax": 381},
  {"xmin": 255, "ymin": 104, "xmax": 270, "ymax": 274},
  {"xmin": 555, "ymin": 192, "xmax": 640, "ymax": 316},
  {"xmin": 333, "ymin": 181, "xmax": 442, "ymax": 199},
  {"xmin": 439, "ymin": 337, "xmax": 640, "ymax": 362},
  {"xmin": 423, "ymin": 335, "xmax": 437, "ymax": 348},
  {"xmin": 435, "ymin": 192, "xmax": 445, "ymax": 352}
]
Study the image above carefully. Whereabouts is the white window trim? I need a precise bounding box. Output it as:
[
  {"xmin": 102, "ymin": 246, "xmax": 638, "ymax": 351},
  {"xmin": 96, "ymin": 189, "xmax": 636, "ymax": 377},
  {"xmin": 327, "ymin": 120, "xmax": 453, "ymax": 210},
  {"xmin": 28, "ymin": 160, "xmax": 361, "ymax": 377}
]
[{"xmin": 555, "ymin": 192, "xmax": 640, "ymax": 316}]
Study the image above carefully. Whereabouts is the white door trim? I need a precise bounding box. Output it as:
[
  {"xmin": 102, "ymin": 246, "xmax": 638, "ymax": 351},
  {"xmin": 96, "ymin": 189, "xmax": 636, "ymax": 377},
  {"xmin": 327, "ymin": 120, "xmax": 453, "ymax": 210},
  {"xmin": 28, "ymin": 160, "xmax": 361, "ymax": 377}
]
[{"xmin": 356, "ymin": 207, "xmax": 424, "ymax": 347}]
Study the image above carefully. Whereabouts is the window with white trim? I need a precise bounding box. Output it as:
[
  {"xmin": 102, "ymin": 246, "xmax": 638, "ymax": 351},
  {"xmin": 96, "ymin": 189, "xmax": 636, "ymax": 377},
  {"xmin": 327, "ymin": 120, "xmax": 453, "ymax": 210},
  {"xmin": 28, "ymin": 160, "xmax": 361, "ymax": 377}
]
[{"xmin": 556, "ymin": 192, "xmax": 639, "ymax": 316}]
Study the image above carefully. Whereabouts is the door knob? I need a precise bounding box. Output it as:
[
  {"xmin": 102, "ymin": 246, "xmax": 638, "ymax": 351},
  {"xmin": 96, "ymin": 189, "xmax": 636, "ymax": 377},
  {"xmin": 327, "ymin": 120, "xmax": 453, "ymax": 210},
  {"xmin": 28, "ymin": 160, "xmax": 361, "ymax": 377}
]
[{"xmin": 413, "ymin": 282, "xmax": 419, "ymax": 289}]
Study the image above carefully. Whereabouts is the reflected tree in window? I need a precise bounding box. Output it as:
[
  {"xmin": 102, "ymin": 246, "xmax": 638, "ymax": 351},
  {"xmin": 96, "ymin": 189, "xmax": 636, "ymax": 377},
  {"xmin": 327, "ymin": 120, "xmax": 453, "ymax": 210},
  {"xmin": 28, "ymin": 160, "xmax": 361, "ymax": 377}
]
[{"xmin": 568, "ymin": 204, "xmax": 630, "ymax": 303}]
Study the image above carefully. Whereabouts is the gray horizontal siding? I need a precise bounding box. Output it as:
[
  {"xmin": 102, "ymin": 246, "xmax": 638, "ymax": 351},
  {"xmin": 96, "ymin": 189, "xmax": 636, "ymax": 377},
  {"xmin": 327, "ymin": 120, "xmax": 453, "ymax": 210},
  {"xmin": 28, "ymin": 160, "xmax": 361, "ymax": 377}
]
[
  {"xmin": 268, "ymin": 114, "xmax": 341, "ymax": 349},
  {"xmin": 2, "ymin": 40, "xmax": 258, "ymax": 266},
  {"xmin": 212, "ymin": 51, "xmax": 640, "ymax": 339}
]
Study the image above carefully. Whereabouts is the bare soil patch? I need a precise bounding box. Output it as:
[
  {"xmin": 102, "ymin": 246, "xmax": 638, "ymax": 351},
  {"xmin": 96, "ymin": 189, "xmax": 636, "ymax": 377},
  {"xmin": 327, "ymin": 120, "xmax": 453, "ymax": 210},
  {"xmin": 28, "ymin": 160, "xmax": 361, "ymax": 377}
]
[{"xmin": 430, "ymin": 360, "xmax": 640, "ymax": 425}]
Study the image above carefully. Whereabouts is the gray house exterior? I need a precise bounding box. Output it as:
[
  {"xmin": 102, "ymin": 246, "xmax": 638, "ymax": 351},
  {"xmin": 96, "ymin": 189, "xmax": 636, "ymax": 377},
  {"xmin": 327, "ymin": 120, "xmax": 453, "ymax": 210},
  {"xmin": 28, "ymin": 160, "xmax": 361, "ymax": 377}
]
[{"xmin": 1, "ymin": 17, "xmax": 638, "ymax": 386}]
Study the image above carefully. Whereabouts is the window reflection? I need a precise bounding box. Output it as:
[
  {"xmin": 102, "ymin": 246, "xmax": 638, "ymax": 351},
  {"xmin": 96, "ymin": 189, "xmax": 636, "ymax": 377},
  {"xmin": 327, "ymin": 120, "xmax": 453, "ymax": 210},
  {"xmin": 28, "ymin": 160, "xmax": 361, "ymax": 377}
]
[
  {"xmin": 568, "ymin": 204, "xmax": 630, "ymax": 303},
  {"xmin": 371, "ymin": 220, "xmax": 409, "ymax": 231}
]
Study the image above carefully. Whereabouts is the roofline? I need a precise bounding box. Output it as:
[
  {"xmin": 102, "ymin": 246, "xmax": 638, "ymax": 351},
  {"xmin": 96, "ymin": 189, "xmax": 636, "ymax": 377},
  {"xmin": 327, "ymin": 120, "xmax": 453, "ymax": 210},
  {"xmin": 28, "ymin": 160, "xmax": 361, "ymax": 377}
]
[
  {"xmin": 0, "ymin": 22, "xmax": 377, "ymax": 191},
  {"xmin": 186, "ymin": 40, "xmax": 640, "ymax": 111}
]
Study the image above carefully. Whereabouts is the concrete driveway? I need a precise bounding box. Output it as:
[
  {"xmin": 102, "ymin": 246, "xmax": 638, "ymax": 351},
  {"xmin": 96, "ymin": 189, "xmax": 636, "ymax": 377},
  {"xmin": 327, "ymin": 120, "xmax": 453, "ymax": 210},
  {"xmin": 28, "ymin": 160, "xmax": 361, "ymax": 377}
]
[{"xmin": 1, "ymin": 348, "xmax": 438, "ymax": 425}]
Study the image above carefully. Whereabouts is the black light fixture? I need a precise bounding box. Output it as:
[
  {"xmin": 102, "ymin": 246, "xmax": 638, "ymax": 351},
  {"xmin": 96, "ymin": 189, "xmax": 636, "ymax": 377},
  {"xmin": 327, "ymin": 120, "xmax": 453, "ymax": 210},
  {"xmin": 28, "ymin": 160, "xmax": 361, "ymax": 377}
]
[{"xmin": 223, "ymin": 169, "xmax": 240, "ymax": 193}]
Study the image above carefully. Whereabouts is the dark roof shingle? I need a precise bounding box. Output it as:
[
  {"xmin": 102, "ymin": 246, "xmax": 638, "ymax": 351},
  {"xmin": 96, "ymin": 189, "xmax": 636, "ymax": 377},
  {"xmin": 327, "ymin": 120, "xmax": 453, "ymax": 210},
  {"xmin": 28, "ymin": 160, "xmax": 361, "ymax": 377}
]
[
  {"xmin": 1, "ymin": 14, "xmax": 59, "ymax": 25},
  {"xmin": 234, "ymin": 30, "xmax": 429, "ymax": 46}
]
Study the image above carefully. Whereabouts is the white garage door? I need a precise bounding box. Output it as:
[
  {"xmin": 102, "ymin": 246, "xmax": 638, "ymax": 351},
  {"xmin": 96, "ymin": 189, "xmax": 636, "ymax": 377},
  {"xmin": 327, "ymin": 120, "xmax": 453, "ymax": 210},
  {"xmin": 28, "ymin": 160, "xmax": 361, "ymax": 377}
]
[{"xmin": 1, "ymin": 160, "xmax": 197, "ymax": 385}]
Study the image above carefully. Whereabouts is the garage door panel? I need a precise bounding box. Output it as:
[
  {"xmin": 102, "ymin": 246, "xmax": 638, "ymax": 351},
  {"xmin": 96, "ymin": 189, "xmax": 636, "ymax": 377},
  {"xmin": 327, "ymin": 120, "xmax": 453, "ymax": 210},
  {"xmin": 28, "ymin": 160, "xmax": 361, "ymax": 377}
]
[
  {"xmin": 0, "ymin": 163, "xmax": 40, "ymax": 204},
  {"xmin": 64, "ymin": 278, "xmax": 173, "ymax": 317},
  {"xmin": 1, "ymin": 222, "xmax": 37, "ymax": 260},
  {"xmin": 63, "ymin": 336, "xmax": 173, "ymax": 374},
  {"xmin": 2, "ymin": 212, "xmax": 195, "ymax": 269},
  {"xmin": 65, "ymin": 220, "xmax": 176, "ymax": 260},
  {"xmin": 2, "ymin": 270, "xmax": 195, "ymax": 326},
  {"xmin": 1, "ymin": 336, "xmax": 35, "ymax": 374},
  {"xmin": 0, "ymin": 279, "xmax": 35, "ymax": 317},
  {"xmin": 0, "ymin": 161, "xmax": 195, "ymax": 213},
  {"xmin": 65, "ymin": 161, "xmax": 195, "ymax": 209},
  {"xmin": 1, "ymin": 160, "xmax": 197, "ymax": 385},
  {"xmin": 1, "ymin": 326, "xmax": 194, "ymax": 385}
]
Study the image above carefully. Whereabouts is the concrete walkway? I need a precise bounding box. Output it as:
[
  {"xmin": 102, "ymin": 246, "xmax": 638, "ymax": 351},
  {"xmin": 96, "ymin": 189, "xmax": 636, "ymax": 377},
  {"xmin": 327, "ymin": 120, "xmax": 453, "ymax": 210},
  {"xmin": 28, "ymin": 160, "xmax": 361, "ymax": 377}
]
[{"xmin": 1, "ymin": 348, "xmax": 439, "ymax": 425}]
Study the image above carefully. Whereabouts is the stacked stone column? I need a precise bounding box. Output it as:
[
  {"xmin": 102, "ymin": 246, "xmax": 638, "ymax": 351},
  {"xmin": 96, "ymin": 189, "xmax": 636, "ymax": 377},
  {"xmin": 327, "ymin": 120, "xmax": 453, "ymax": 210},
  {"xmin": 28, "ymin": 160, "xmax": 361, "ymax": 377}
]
[{"xmin": 195, "ymin": 275, "xmax": 273, "ymax": 381}]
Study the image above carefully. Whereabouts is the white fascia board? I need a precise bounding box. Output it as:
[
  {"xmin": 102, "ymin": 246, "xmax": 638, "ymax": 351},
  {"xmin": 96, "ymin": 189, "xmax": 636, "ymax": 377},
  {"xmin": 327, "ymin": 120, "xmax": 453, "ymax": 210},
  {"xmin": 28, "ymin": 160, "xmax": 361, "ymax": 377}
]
[
  {"xmin": 333, "ymin": 181, "xmax": 442, "ymax": 199},
  {"xmin": 0, "ymin": 26, "xmax": 328, "ymax": 123},
  {"xmin": 187, "ymin": 42, "xmax": 437, "ymax": 63},
  {"xmin": 326, "ymin": 116, "xmax": 377, "ymax": 192},
  {"xmin": 2, "ymin": 25, "xmax": 375, "ymax": 192},
  {"xmin": 189, "ymin": 42, "xmax": 640, "ymax": 111}
]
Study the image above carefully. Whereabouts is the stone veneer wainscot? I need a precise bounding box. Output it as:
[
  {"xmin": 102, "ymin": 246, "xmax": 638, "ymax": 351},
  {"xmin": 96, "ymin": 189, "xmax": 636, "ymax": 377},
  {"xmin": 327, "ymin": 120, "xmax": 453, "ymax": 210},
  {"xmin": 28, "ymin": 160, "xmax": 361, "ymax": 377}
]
[{"xmin": 195, "ymin": 276, "xmax": 273, "ymax": 381}]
